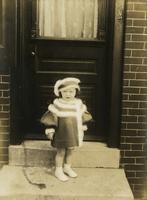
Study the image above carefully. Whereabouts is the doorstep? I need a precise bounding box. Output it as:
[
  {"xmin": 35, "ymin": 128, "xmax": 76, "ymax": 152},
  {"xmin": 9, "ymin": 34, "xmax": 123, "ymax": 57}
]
[
  {"xmin": 9, "ymin": 141, "xmax": 120, "ymax": 168},
  {"xmin": 0, "ymin": 165, "xmax": 134, "ymax": 200}
]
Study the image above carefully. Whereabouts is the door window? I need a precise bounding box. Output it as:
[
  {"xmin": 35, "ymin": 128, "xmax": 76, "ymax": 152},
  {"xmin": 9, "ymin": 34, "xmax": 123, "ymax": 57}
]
[{"xmin": 36, "ymin": 0, "xmax": 106, "ymax": 40}]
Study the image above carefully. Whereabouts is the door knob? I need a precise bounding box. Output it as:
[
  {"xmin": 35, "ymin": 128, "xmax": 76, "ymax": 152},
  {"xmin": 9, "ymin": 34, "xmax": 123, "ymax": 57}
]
[{"xmin": 31, "ymin": 51, "xmax": 36, "ymax": 56}]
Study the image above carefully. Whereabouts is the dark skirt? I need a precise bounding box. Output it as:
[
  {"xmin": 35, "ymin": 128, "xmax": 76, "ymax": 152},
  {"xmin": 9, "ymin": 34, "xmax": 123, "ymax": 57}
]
[{"xmin": 51, "ymin": 117, "xmax": 79, "ymax": 148}]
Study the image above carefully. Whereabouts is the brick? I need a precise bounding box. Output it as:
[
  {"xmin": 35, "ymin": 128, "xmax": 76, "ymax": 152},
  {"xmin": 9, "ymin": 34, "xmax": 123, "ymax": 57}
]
[
  {"xmin": 133, "ymin": 191, "xmax": 145, "ymax": 199},
  {"xmin": 120, "ymin": 136, "xmax": 126, "ymax": 143},
  {"xmin": 1, "ymin": 76, "xmax": 10, "ymax": 83},
  {"xmin": 0, "ymin": 119, "xmax": 10, "ymax": 126},
  {"xmin": 122, "ymin": 101, "xmax": 138, "ymax": 109},
  {"xmin": 124, "ymin": 49, "xmax": 131, "ymax": 57},
  {"xmin": 123, "ymin": 79, "xmax": 129, "ymax": 86},
  {"xmin": 125, "ymin": 34, "xmax": 131, "ymax": 41},
  {"xmin": 0, "ymin": 98, "xmax": 10, "ymax": 104},
  {"xmin": 120, "ymin": 142, "xmax": 131, "ymax": 148},
  {"xmin": 134, "ymin": 185, "xmax": 144, "ymax": 191},
  {"xmin": 136, "ymin": 158, "xmax": 146, "ymax": 164},
  {"xmin": 122, "ymin": 108, "xmax": 128, "ymax": 115},
  {"xmin": 129, "ymin": 108, "xmax": 147, "ymax": 115},
  {"xmin": 0, "ymin": 154, "xmax": 8, "ymax": 161},
  {"xmin": 0, "ymin": 140, "xmax": 9, "ymax": 147},
  {"xmin": 3, "ymin": 91, "xmax": 10, "ymax": 97},
  {"xmin": 122, "ymin": 115, "xmax": 137, "ymax": 122},
  {"xmin": 126, "ymin": 19, "xmax": 133, "ymax": 26},
  {"xmin": 136, "ymin": 172, "xmax": 147, "ymax": 178},
  {"xmin": 121, "ymin": 130, "xmax": 137, "ymax": 136},
  {"xmin": 143, "ymin": 58, "xmax": 147, "ymax": 64},
  {"xmin": 123, "ymin": 72, "xmax": 135, "ymax": 79},
  {"xmin": 0, "ymin": 84, "xmax": 9, "ymax": 90},
  {"xmin": 129, "ymin": 94, "xmax": 147, "ymax": 101},
  {"xmin": 123, "ymin": 87, "xmax": 139, "ymax": 94},
  {"xmin": 125, "ymin": 164, "xmax": 146, "ymax": 171},
  {"xmin": 124, "ymin": 65, "xmax": 130, "ymax": 72},
  {"xmin": 136, "ymin": 73, "xmax": 147, "ymax": 79},
  {"xmin": 2, "ymin": 105, "xmax": 10, "ymax": 112},
  {"xmin": 129, "ymin": 178, "xmax": 145, "ymax": 184},
  {"xmin": 0, "ymin": 127, "xmax": 10, "ymax": 132},
  {"xmin": 126, "ymin": 171, "xmax": 136, "ymax": 178},
  {"xmin": 125, "ymin": 42, "xmax": 144, "ymax": 49},
  {"xmin": 120, "ymin": 150, "xmax": 125, "ymax": 157},
  {"xmin": 127, "ymin": 11, "xmax": 145, "ymax": 19},
  {"xmin": 0, "ymin": 148, "xmax": 8, "ymax": 155},
  {"xmin": 127, "ymin": 3, "xmax": 134, "ymax": 11},
  {"xmin": 138, "ymin": 116, "xmax": 147, "ymax": 123},
  {"xmin": 133, "ymin": 19, "xmax": 147, "ymax": 27},
  {"xmin": 128, "ymin": 0, "xmax": 147, "ymax": 2},
  {"xmin": 132, "ymin": 35, "xmax": 147, "ymax": 41},
  {"xmin": 124, "ymin": 57, "xmax": 143, "ymax": 64},
  {"xmin": 132, "ymin": 144, "xmax": 143, "ymax": 150},
  {"xmin": 137, "ymin": 130, "xmax": 147, "ymax": 136},
  {"xmin": 122, "ymin": 94, "xmax": 129, "ymax": 100},
  {"xmin": 127, "ymin": 123, "xmax": 147, "ymax": 129},
  {"xmin": 134, "ymin": 3, "xmax": 147, "ymax": 11},
  {"xmin": 131, "ymin": 65, "xmax": 147, "ymax": 72},
  {"xmin": 121, "ymin": 123, "xmax": 127, "ymax": 129},
  {"xmin": 125, "ymin": 150, "xmax": 145, "ymax": 158},
  {"xmin": 0, "ymin": 134, "xmax": 9, "ymax": 141},
  {"xmin": 0, "ymin": 112, "xmax": 9, "ymax": 118},
  {"xmin": 121, "ymin": 157, "xmax": 135, "ymax": 164},
  {"xmin": 126, "ymin": 27, "xmax": 144, "ymax": 34},
  {"xmin": 125, "ymin": 137, "xmax": 146, "ymax": 144},
  {"xmin": 139, "ymin": 102, "xmax": 147, "ymax": 108},
  {"xmin": 132, "ymin": 50, "xmax": 147, "ymax": 57},
  {"xmin": 130, "ymin": 80, "xmax": 147, "ymax": 87}
]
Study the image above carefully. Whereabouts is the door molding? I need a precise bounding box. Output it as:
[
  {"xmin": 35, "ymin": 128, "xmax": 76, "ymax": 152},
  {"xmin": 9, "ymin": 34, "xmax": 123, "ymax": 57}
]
[
  {"xmin": 108, "ymin": 0, "xmax": 126, "ymax": 147},
  {"xmin": 10, "ymin": 0, "xmax": 126, "ymax": 147}
]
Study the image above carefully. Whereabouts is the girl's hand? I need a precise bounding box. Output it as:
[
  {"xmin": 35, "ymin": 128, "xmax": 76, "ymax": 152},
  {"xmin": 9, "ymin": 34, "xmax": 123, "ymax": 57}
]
[
  {"xmin": 45, "ymin": 128, "xmax": 55, "ymax": 140},
  {"xmin": 82, "ymin": 125, "xmax": 88, "ymax": 131}
]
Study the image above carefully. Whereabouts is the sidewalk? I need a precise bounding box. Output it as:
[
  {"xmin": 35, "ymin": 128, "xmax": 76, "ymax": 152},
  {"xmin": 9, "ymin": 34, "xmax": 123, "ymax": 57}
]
[{"xmin": 0, "ymin": 165, "xmax": 134, "ymax": 200}]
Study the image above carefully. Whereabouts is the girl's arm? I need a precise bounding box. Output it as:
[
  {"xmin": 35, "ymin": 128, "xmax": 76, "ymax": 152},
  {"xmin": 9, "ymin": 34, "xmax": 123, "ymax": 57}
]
[
  {"xmin": 40, "ymin": 111, "xmax": 58, "ymax": 140},
  {"xmin": 82, "ymin": 110, "xmax": 93, "ymax": 124}
]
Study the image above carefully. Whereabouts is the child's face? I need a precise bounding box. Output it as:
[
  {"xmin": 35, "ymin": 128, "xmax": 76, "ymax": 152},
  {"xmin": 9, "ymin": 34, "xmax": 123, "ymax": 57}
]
[{"xmin": 60, "ymin": 87, "xmax": 76, "ymax": 101}]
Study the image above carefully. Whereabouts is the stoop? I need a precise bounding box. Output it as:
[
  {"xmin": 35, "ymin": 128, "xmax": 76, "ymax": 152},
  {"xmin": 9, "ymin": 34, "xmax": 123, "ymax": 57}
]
[
  {"xmin": 9, "ymin": 141, "xmax": 120, "ymax": 168},
  {"xmin": 6, "ymin": 141, "xmax": 134, "ymax": 200},
  {"xmin": 0, "ymin": 165, "xmax": 134, "ymax": 200}
]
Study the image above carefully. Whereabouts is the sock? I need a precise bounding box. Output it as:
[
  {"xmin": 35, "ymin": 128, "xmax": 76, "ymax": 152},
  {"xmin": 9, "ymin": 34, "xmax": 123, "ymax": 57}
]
[
  {"xmin": 55, "ymin": 167, "xmax": 69, "ymax": 182},
  {"xmin": 64, "ymin": 164, "xmax": 77, "ymax": 178}
]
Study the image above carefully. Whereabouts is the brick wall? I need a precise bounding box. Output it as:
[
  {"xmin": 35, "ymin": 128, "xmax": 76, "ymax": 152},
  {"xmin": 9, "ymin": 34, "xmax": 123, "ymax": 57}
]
[
  {"xmin": 0, "ymin": 74, "xmax": 10, "ymax": 166},
  {"xmin": 121, "ymin": 0, "xmax": 147, "ymax": 199}
]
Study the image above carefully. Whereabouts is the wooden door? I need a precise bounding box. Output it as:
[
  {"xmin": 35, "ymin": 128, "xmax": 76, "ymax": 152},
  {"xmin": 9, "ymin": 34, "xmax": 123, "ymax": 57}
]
[{"xmin": 22, "ymin": 0, "xmax": 111, "ymax": 141}]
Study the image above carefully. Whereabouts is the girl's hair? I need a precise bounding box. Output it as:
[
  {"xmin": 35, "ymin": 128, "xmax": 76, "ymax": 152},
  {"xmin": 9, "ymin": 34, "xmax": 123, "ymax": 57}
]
[{"xmin": 59, "ymin": 88, "xmax": 80, "ymax": 98}]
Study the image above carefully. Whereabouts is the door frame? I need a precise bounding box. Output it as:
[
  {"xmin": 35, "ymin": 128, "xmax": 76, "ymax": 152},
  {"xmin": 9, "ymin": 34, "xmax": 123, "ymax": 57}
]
[{"xmin": 10, "ymin": 0, "xmax": 126, "ymax": 147}]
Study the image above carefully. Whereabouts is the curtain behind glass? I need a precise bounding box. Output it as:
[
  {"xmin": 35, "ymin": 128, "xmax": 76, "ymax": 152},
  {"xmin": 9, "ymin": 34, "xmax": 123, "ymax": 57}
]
[{"xmin": 38, "ymin": 0, "xmax": 98, "ymax": 39}]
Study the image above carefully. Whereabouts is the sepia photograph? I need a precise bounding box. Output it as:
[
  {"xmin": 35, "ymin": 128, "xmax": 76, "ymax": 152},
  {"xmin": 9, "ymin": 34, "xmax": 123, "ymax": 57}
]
[{"xmin": 0, "ymin": 0, "xmax": 146, "ymax": 199}]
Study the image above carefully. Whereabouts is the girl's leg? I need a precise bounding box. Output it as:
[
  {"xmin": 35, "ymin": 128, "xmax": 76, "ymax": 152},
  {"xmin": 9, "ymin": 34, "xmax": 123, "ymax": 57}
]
[
  {"xmin": 55, "ymin": 148, "xmax": 69, "ymax": 181},
  {"xmin": 64, "ymin": 148, "xmax": 77, "ymax": 178},
  {"xmin": 55, "ymin": 148, "xmax": 66, "ymax": 167}
]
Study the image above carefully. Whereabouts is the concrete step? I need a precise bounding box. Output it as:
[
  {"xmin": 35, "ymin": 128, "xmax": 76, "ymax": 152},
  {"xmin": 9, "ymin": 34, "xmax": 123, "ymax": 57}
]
[
  {"xmin": 0, "ymin": 165, "xmax": 134, "ymax": 200},
  {"xmin": 9, "ymin": 141, "xmax": 120, "ymax": 168}
]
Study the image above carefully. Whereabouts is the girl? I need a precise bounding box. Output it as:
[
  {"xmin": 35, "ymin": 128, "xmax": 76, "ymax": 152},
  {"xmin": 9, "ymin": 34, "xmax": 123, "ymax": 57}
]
[{"xmin": 41, "ymin": 77, "xmax": 92, "ymax": 181}]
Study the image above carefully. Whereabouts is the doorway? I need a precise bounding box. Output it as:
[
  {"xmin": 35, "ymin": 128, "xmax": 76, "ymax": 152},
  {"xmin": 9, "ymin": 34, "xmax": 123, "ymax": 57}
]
[{"xmin": 10, "ymin": 0, "xmax": 125, "ymax": 146}]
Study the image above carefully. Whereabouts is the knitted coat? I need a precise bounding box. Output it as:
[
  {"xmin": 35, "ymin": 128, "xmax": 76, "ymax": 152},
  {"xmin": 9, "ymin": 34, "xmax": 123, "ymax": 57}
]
[{"xmin": 42, "ymin": 98, "xmax": 92, "ymax": 148}]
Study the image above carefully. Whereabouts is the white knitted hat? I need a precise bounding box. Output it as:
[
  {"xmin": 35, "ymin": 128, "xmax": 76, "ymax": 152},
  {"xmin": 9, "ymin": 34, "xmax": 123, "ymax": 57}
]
[{"xmin": 54, "ymin": 77, "xmax": 80, "ymax": 96}]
